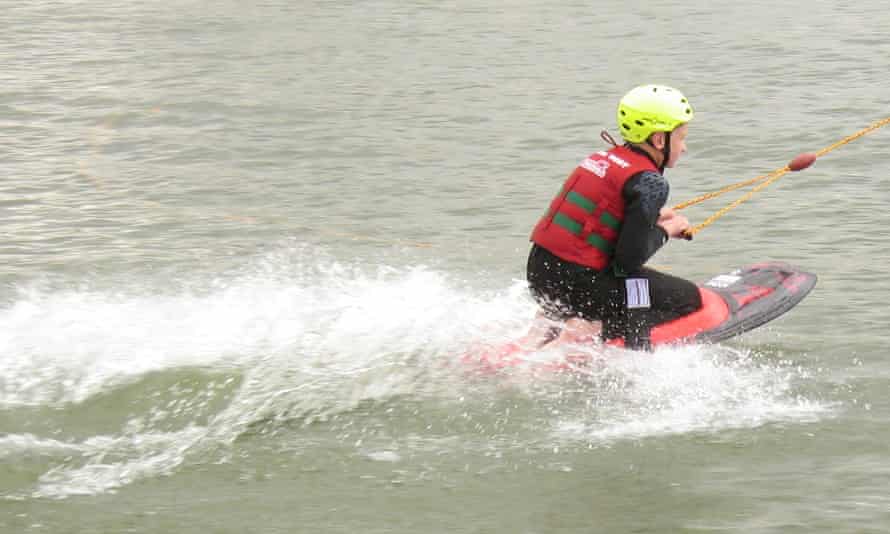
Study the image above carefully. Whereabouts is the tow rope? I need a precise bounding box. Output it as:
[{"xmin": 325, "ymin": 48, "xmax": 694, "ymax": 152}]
[{"xmin": 676, "ymin": 116, "xmax": 890, "ymax": 238}]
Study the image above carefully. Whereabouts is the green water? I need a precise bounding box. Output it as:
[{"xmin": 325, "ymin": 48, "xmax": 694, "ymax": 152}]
[{"xmin": 2, "ymin": 1, "xmax": 889, "ymax": 532}]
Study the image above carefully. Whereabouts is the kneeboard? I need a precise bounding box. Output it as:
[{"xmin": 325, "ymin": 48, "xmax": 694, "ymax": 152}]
[
  {"xmin": 609, "ymin": 261, "xmax": 817, "ymax": 347},
  {"xmin": 463, "ymin": 262, "xmax": 816, "ymax": 371}
]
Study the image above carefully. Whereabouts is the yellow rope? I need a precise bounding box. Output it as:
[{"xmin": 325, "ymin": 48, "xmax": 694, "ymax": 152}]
[
  {"xmin": 813, "ymin": 116, "xmax": 890, "ymax": 157},
  {"xmin": 677, "ymin": 116, "xmax": 890, "ymax": 237},
  {"xmin": 683, "ymin": 167, "xmax": 789, "ymax": 238},
  {"xmin": 673, "ymin": 170, "xmax": 774, "ymax": 210}
]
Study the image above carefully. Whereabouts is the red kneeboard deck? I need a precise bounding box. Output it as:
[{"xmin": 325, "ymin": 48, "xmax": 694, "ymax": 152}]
[
  {"xmin": 464, "ymin": 262, "xmax": 816, "ymax": 369},
  {"xmin": 638, "ymin": 261, "xmax": 817, "ymax": 346}
]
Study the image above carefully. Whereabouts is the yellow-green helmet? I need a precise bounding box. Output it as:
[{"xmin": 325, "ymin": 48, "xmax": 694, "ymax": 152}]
[{"xmin": 617, "ymin": 85, "xmax": 694, "ymax": 143}]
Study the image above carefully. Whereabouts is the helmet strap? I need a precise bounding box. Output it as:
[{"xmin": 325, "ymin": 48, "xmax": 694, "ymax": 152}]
[
  {"xmin": 644, "ymin": 131, "xmax": 671, "ymax": 173},
  {"xmin": 661, "ymin": 131, "xmax": 672, "ymax": 174}
]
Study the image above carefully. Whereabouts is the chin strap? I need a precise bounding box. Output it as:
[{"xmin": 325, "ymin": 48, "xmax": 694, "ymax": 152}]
[
  {"xmin": 646, "ymin": 131, "xmax": 671, "ymax": 173},
  {"xmin": 661, "ymin": 131, "xmax": 672, "ymax": 173},
  {"xmin": 600, "ymin": 130, "xmax": 619, "ymax": 147}
]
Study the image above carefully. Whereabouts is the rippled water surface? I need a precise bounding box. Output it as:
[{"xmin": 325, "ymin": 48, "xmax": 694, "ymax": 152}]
[{"xmin": 2, "ymin": 1, "xmax": 889, "ymax": 532}]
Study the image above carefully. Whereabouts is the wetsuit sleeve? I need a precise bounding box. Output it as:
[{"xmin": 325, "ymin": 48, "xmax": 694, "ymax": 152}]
[{"xmin": 612, "ymin": 171, "xmax": 670, "ymax": 274}]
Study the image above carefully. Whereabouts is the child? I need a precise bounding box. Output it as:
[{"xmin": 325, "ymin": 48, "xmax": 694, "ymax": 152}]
[{"xmin": 525, "ymin": 84, "xmax": 702, "ymax": 350}]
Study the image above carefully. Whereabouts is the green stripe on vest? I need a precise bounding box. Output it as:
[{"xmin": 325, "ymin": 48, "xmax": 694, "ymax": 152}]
[
  {"xmin": 600, "ymin": 211, "xmax": 621, "ymax": 231},
  {"xmin": 553, "ymin": 212, "xmax": 582, "ymax": 235},
  {"xmin": 566, "ymin": 191, "xmax": 596, "ymax": 213},
  {"xmin": 553, "ymin": 212, "xmax": 614, "ymax": 255},
  {"xmin": 586, "ymin": 233, "xmax": 614, "ymax": 254}
]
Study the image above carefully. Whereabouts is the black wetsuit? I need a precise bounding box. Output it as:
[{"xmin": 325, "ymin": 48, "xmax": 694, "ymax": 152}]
[{"xmin": 527, "ymin": 147, "xmax": 702, "ymax": 347}]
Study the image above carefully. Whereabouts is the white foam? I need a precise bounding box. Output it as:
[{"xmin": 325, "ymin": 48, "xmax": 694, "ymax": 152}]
[
  {"xmin": 0, "ymin": 243, "xmax": 831, "ymax": 498},
  {"xmin": 32, "ymin": 426, "xmax": 208, "ymax": 499},
  {"xmin": 0, "ymin": 250, "xmax": 520, "ymax": 407},
  {"xmin": 0, "ymin": 245, "xmax": 534, "ymax": 497},
  {"xmin": 551, "ymin": 343, "xmax": 833, "ymax": 443},
  {"xmin": 0, "ymin": 433, "xmax": 84, "ymax": 460}
]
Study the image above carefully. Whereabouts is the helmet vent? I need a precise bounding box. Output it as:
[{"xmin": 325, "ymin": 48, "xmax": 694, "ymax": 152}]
[
  {"xmin": 622, "ymin": 123, "xmax": 630, "ymax": 131},
  {"xmin": 635, "ymin": 120, "xmax": 644, "ymax": 126}
]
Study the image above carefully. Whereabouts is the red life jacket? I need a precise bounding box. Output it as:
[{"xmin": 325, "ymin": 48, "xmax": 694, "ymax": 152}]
[{"xmin": 530, "ymin": 145, "xmax": 658, "ymax": 270}]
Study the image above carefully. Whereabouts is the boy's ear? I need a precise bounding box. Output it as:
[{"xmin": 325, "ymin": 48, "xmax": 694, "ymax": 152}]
[{"xmin": 648, "ymin": 131, "xmax": 666, "ymax": 149}]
